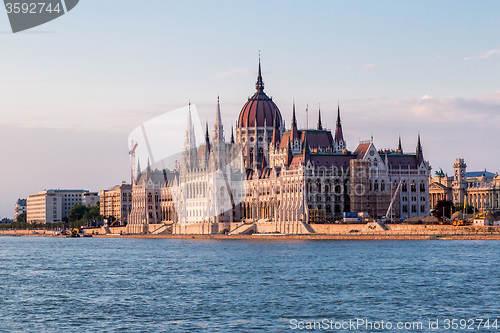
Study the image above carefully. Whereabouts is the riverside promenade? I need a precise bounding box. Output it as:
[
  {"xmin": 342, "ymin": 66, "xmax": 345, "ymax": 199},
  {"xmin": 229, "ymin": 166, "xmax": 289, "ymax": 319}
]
[{"xmin": 2, "ymin": 224, "xmax": 500, "ymax": 240}]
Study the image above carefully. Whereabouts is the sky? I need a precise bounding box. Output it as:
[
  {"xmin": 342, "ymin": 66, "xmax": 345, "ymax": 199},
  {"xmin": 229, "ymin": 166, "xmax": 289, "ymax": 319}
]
[{"xmin": 1, "ymin": 0, "xmax": 499, "ymax": 218}]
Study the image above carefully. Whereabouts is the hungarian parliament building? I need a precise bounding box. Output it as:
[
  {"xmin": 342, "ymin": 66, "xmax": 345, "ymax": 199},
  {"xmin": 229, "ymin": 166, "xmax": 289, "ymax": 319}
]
[{"xmin": 127, "ymin": 61, "xmax": 431, "ymax": 234}]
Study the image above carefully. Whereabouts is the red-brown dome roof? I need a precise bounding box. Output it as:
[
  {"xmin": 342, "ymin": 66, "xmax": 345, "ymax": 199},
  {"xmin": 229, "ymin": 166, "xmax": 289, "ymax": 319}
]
[{"xmin": 237, "ymin": 60, "xmax": 282, "ymax": 128}]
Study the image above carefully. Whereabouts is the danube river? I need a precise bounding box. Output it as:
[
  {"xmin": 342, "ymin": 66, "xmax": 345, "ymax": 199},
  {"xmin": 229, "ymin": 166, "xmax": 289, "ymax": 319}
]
[{"xmin": 1, "ymin": 237, "xmax": 499, "ymax": 332}]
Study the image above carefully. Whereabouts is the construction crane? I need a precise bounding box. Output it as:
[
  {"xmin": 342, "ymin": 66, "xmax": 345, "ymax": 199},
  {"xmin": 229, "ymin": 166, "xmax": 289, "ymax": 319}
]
[
  {"xmin": 382, "ymin": 182, "xmax": 401, "ymax": 223},
  {"xmin": 129, "ymin": 140, "xmax": 138, "ymax": 185}
]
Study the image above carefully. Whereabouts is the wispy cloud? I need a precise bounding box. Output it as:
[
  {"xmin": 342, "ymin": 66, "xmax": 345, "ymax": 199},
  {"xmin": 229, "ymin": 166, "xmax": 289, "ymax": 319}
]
[
  {"xmin": 464, "ymin": 49, "xmax": 500, "ymax": 61},
  {"xmin": 215, "ymin": 68, "xmax": 254, "ymax": 78},
  {"xmin": 360, "ymin": 64, "xmax": 376, "ymax": 72},
  {"xmin": 408, "ymin": 92, "xmax": 500, "ymax": 121}
]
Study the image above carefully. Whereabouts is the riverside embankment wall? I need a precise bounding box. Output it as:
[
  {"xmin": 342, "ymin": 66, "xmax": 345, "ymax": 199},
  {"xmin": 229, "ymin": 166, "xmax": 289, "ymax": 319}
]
[{"xmin": 310, "ymin": 223, "xmax": 500, "ymax": 235}]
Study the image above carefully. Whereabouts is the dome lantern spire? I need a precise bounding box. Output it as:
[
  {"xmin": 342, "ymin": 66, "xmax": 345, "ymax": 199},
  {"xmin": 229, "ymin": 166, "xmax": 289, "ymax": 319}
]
[{"xmin": 256, "ymin": 54, "xmax": 264, "ymax": 93}]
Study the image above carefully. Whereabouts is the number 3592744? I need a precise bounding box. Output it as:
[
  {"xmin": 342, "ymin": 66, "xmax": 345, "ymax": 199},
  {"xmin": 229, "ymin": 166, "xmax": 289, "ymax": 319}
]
[{"xmin": 5, "ymin": 2, "xmax": 62, "ymax": 14}]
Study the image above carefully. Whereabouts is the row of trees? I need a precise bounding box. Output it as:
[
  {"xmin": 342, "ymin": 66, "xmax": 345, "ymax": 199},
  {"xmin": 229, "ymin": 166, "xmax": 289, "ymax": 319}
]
[
  {"xmin": 1, "ymin": 203, "xmax": 114, "ymax": 230},
  {"xmin": 432, "ymin": 200, "xmax": 475, "ymax": 220}
]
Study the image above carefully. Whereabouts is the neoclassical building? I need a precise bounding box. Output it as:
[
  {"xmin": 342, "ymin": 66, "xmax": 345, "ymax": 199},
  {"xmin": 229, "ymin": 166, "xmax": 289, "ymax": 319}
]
[
  {"xmin": 429, "ymin": 158, "xmax": 500, "ymax": 213},
  {"xmin": 127, "ymin": 60, "xmax": 431, "ymax": 234}
]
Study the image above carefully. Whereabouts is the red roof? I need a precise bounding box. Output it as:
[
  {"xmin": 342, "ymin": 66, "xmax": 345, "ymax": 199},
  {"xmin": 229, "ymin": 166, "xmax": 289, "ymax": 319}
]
[
  {"xmin": 383, "ymin": 154, "xmax": 419, "ymax": 169},
  {"xmin": 289, "ymin": 153, "xmax": 355, "ymax": 170},
  {"xmin": 238, "ymin": 92, "xmax": 282, "ymax": 128},
  {"xmin": 354, "ymin": 142, "xmax": 371, "ymax": 158},
  {"xmin": 279, "ymin": 129, "xmax": 334, "ymax": 150}
]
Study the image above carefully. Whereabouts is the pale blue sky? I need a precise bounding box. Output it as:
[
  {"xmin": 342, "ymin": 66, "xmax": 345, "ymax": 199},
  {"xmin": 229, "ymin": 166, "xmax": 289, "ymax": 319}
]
[{"xmin": 1, "ymin": 0, "xmax": 499, "ymax": 218}]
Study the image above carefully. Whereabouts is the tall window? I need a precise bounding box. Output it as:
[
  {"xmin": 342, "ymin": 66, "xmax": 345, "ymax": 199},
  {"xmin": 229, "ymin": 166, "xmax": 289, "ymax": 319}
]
[{"xmin": 420, "ymin": 181, "xmax": 426, "ymax": 192}]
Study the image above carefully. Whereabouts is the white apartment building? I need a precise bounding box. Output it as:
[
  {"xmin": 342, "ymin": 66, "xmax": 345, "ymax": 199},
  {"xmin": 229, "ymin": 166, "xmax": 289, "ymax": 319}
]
[{"xmin": 27, "ymin": 189, "xmax": 98, "ymax": 223}]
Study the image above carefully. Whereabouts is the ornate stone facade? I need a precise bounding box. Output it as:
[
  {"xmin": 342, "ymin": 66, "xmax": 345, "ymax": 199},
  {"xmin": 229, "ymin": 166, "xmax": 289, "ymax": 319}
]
[
  {"xmin": 127, "ymin": 60, "xmax": 431, "ymax": 234},
  {"xmin": 429, "ymin": 158, "xmax": 500, "ymax": 213}
]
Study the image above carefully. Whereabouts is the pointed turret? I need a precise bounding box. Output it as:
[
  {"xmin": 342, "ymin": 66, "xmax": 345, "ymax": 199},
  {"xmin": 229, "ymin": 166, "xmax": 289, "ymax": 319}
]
[
  {"xmin": 416, "ymin": 134, "xmax": 424, "ymax": 165},
  {"xmin": 334, "ymin": 103, "xmax": 344, "ymax": 142},
  {"xmin": 213, "ymin": 96, "xmax": 224, "ymax": 143},
  {"xmin": 205, "ymin": 122, "xmax": 211, "ymax": 154},
  {"xmin": 317, "ymin": 105, "xmax": 323, "ymax": 130},
  {"xmin": 334, "ymin": 101, "xmax": 346, "ymax": 152},
  {"xmin": 185, "ymin": 102, "xmax": 196, "ymax": 150},
  {"xmin": 182, "ymin": 102, "xmax": 198, "ymax": 170},
  {"xmin": 398, "ymin": 135, "xmax": 403, "ymax": 154},
  {"xmin": 136, "ymin": 160, "xmax": 142, "ymax": 182},
  {"xmin": 303, "ymin": 136, "xmax": 310, "ymax": 162},
  {"xmin": 230, "ymin": 126, "xmax": 235, "ymax": 144},
  {"xmin": 290, "ymin": 100, "xmax": 299, "ymax": 142}
]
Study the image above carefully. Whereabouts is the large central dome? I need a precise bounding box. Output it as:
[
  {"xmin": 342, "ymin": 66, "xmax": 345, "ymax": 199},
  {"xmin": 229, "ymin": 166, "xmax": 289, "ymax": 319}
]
[{"xmin": 237, "ymin": 61, "xmax": 282, "ymax": 128}]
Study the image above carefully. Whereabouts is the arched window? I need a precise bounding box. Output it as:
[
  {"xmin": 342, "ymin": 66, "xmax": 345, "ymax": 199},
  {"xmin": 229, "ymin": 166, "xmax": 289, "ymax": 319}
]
[
  {"xmin": 257, "ymin": 148, "xmax": 264, "ymax": 163},
  {"xmin": 249, "ymin": 148, "xmax": 254, "ymax": 165},
  {"xmin": 374, "ymin": 180, "xmax": 379, "ymax": 191},
  {"xmin": 381, "ymin": 180, "xmax": 385, "ymax": 192},
  {"xmin": 420, "ymin": 181, "xmax": 425, "ymax": 192},
  {"xmin": 402, "ymin": 181, "xmax": 407, "ymax": 192},
  {"xmin": 411, "ymin": 182, "xmax": 416, "ymax": 192}
]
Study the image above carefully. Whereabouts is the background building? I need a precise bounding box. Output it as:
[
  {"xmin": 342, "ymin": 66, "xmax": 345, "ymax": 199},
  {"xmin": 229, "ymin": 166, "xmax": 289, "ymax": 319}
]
[
  {"xmin": 14, "ymin": 198, "xmax": 26, "ymax": 221},
  {"xmin": 100, "ymin": 184, "xmax": 132, "ymax": 225},
  {"xmin": 27, "ymin": 189, "xmax": 98, "ymax": 223},
  {"xmin": 429, "ymin": 158, "xmax": 500, "ymax": 213}
]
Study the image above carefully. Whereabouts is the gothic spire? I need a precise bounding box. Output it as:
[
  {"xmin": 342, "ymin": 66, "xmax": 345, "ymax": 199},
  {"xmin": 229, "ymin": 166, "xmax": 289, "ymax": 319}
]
[
  {"xmin": 317, "ymin": 104, "xmax": 323, "ymax": 130},
  {"xmin": 213, "ymin": 96, "xmax": 224, "ymax": 143},
  {"xmin": 136, "ymin": 160, "xmax": 141, "ymax": 182},
  {"xmin": 398, "ymin": 135, "xmax": 403, "ymax": 153},
  {"xmin": 230, "ymin": 126, "xmax": 235, "ymax": 144},
  {"xmin": 290, "ymin": 100, "xmax": 299, "ymax": 142},
  {"xmin": 182, "ymin": 102, "xmax": 198, "ymax": 170},
  {"xmin": 256, "ymin": 55, "xmax": 264, "ymax": 92},
  {"xmin": 334, "ymin": 101, "xmax": 344, "ymax": 143},
  {"xmin": 416, "ymin": 134, "xmax": 424, "ymax": 165},
  {"xmin": 205, "ymin": 122, "xmax": 211, "ymax": 153},
  {"xmin": 333, "ymin": 101, "xmax": 347, "ymax": 153},
  {"xmin": 185, "ymin": 102, "xmax": 196, "ymax": 149},
  {"xmin": 303, "ymin": 136, "xmax": 310, "ymax": 162}
]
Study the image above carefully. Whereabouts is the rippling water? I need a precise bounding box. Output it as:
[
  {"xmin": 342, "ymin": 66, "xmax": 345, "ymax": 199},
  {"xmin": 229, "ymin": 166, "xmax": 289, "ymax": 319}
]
[{"xmin": 0, "ymin": 237, "xmax": 499, "ymax": 332}]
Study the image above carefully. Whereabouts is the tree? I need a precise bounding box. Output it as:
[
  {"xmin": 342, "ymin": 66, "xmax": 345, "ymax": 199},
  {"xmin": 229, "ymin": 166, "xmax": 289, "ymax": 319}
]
[
  {"xmin": 433, "ymin": 200, "xmax": 453, "ymax": 221},
  {"xmin": 16, "ymin": 211, "xmax": 27, "ymax": 223},
  {"xmin": 453, "ymin": 203, "xmax": 474, "ymax": 214},
  {"xmin": 83, "ymin": 205, "xmax": 101, "ymax": 222},
  {"xmin": 67, "ymin": 204, "xmax": 88, "ymax": 222}
]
